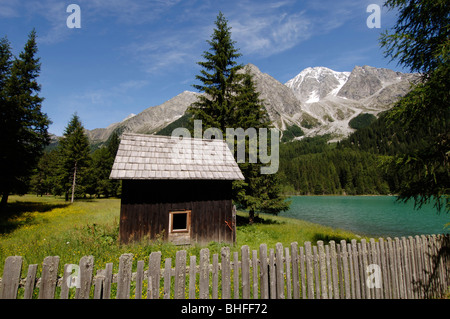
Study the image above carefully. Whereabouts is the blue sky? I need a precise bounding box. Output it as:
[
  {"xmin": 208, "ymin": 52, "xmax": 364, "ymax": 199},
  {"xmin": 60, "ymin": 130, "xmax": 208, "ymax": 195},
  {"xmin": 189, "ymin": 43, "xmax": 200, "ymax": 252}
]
[{"xmin": 0, "ymin": 0, "xmax": 407, "ymax": 136}]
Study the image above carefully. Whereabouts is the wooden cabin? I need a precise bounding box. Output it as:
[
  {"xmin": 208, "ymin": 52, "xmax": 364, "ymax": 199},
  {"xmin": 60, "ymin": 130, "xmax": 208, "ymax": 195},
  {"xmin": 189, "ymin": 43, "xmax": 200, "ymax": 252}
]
[{"xmin": 110, "ymin": 133, "xmax": 244, "ymax": 244}]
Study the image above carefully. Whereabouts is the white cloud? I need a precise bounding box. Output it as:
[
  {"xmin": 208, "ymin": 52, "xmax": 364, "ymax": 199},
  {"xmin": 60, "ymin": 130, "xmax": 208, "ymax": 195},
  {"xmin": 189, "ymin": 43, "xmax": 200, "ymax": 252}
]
[{"xmin": 0, "ymin": 0, "xmax": 21, "ymax": 18}]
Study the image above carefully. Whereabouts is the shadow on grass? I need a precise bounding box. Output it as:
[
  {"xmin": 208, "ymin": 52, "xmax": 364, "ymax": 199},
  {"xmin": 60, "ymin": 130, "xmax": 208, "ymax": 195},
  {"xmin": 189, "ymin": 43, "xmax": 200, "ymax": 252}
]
[
  {"xmin": 311, "ymin": 233, "xmax": 356, "ymax": 245},
  {"xmin": 236, "ymin": 214, "xmax": 282, "ymax": 227},
  {"xmin": 0, "ymin": 201, "xmax": 70, "ymax": 234}
]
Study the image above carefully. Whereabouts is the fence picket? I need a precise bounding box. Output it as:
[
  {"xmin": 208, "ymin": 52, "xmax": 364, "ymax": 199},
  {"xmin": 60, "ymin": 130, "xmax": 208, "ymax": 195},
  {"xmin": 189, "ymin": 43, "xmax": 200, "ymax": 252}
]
[
  {"xmin": 317, "ymin": 241, "xmax": 327, "ymax": 299},
  {"xmin": 164, "ymin": 258, "xmax": 172, "ymax": 299},
  {"xmin": 0, "ymin": 256, "xmax": 22, "ymax": 299},
  {"xmin": 38, "ymin": 256, "xmax": 59, "ymax": 299},
  {"xmin": 116, "ymin": 254, "xmax": 132, "ymax": 299},
  {"xmin": 135, "ymin": 260, "xmax": 145, "ymax": 299},
  {"xmin": 347, "ymin": 243, "xmax": 355, "ymax": 299},
  {"xmin": 199, "ymin": 249, "xmax": 209, "ymax": 299},
  {"xmin": 299, "ymin": 246, "xmax": 306, "ymax": 299},
  {"xmin": 379, "ymin": 238, "xmax": 389, "ymax": 299},
  {"xmin": 241, "ymin": 245, "xmax": 250, "ymax": 299},
  {"xmin": 94, "ymin": 269, "xmax": 104, "ymax": 299},
  {"xmin": 175, "ymin": 250, "xmax": 186, "ymax": 299},
  {"xmin": 148, "ymin": 251, "xmax": 161, "ymax": 299},
  {"xmin": 268, "ymin": 248, "xmax": 276, "ymax": 299},
  {"xmin": 212, "ymin": 254, "xmax": 219, "ymax": 299},
  {"xmin": 103, "ymin": 263, "xmax": 113, "ymax": 299},
  {"xmin": 221, "ymin": 247, "xmax": 230, "ymax": 299},
  {"xmin": 189, "ymin": 255, "xmax": 197, "ymax": 299},
  {"xmin": 351, "ymin": 239, "xmax": 361, "ymax": 299},
  {"xmin": 304, "ymin": 242, "xmax": 314, "ymax": 299},
  {"xmin": 24, "ymin": 264, "xmax": 37, "ymax": 299},
  {"xmin": 252, "ymin": 250, "xmax": 259, "ymax": 299},
  {"xmin": 291, "ymin": 242, "xmax": 299, "ymax": 299},
  {"xmin": 340, "ymin": 240, "xmax": 350, "ymax": 299},
  {"xmin": 233, "ymin": 251, "xmax": 239, "ymax": 299},
  {"xmin": 329, "ymin": 241, "xmax": 339, "ymax": 299},
  {"xmin": 259, "ymin": 244, "xmax": 268, "ymax": 299},
  {"xmin": 275, "ymin": 243, "xmax": 285, "ymax": 299},
  {"xmin": 285, "ymin": 247, "xmax": 292, "ymax": 299}
]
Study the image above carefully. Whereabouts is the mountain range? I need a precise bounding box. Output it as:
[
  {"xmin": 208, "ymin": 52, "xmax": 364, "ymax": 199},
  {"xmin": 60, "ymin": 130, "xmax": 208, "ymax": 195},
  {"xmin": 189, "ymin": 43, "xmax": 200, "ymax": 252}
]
[{"xmin": 85, "ymin": 63, "xmax": 417, "ymax": 143}]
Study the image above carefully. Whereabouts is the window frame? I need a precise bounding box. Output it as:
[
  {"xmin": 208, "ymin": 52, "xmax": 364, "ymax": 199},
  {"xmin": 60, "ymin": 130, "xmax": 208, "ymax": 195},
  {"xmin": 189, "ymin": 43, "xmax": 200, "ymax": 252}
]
[{"xmin": 169, "ymin": 210, "xmax": 191, "ymax": 234}]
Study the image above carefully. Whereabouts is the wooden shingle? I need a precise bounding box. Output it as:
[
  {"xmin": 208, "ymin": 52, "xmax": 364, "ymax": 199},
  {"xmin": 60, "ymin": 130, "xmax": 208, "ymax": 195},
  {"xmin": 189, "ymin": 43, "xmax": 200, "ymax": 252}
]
[{"xmin": 110, "ymin": 133, "xmax": 244, "ymax": 180}]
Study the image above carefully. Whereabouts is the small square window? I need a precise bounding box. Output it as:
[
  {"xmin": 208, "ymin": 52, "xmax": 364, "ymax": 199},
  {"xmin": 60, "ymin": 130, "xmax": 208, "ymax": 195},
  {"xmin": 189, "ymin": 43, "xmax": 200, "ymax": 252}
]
[{"xmin": 169, "ymin": 210, "xmax": 191, "ymax": 233}]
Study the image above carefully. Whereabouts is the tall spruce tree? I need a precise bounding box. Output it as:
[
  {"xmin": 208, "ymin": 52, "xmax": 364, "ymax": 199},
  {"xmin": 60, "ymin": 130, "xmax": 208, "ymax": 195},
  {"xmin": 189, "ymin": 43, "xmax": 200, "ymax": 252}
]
[
  {"xmin": 0, "ymin": 30, "xmax": 50, "ymax": 209},
  {"xmin": 380, "ymin": 0, "xmax": 449, "ymax": 212},
  {"xmin": 189, "ymin": 11, "xmax": 243, "ymax": 132},
  {"xmin": 190, "ymin": 14, "xmax": 290, "ymax": 223},
  {"xmin": 58, "ymin": 114, "xmax": 90, "ymax": 203},
  {"xmin": 231, "ymin": 69, "xmax": 290, "ymax": 223}
]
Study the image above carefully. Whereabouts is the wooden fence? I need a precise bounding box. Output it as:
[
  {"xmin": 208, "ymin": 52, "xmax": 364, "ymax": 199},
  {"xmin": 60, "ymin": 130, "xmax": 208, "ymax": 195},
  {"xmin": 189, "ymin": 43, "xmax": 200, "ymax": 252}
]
[{"xmin": 1, "ymin": 234, "xmax": 449, "ymax": 299}]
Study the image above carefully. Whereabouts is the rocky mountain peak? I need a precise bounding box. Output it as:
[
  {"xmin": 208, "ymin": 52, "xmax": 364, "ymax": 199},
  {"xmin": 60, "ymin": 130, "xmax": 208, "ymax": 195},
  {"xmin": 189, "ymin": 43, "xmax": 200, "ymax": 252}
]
[
  {"xmin": 85, "ymin": 63, "xmax": 416, "ymax": 143},
  {"xmin": 285, "ymin": 66, "xmax": 350, "ymax": 103}
]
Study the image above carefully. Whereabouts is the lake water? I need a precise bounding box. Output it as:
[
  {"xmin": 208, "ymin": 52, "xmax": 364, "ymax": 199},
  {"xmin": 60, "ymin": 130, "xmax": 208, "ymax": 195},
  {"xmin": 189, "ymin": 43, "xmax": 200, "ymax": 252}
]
[{"xmin": 280, "ymin": 196, "xmax": 449, "ymax": 238}]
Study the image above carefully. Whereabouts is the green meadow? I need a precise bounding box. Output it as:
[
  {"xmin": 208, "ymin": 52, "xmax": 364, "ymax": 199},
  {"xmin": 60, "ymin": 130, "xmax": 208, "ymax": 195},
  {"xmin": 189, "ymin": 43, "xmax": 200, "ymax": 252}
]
[{"xmin": 0, "ymin": 194, "xmax": 363, "ymax": 279}]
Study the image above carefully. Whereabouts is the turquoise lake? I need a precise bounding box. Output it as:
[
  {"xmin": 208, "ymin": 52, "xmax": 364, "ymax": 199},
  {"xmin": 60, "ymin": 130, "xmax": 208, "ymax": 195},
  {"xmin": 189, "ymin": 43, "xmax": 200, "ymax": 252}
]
[{"xmin": 280, "ymin": 196, "xmax": 449, "ymax": 238}]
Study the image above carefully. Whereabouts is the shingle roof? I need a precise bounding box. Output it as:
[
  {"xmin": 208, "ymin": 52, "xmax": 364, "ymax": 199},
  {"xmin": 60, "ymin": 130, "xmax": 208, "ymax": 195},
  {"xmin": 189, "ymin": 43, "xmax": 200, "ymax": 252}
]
[{"xmin": 110, "ymin": 133, "xmax": 245, "ymax": 180}]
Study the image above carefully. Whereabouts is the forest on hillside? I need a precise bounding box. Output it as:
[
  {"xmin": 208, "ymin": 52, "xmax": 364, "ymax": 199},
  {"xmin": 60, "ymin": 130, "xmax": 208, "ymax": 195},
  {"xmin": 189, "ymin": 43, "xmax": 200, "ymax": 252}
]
[{"xmin": 278, "ymin": 111, "xmax": 429, "ymax": 196}]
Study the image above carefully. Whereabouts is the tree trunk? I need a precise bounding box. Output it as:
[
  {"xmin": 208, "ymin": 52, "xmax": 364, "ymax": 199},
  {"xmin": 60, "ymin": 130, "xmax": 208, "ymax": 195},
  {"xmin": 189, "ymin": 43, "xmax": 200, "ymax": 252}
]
[
  {"xmin": 0, "ymin": 192, "xmax": 9, "ymax": 211},
  {"xmin": 71, "ymin": 161, "xmax": 77, "ymax": 204},
  {"xmin": 249, "ymin": 209, "xmax": 255, "ymax": 225}
]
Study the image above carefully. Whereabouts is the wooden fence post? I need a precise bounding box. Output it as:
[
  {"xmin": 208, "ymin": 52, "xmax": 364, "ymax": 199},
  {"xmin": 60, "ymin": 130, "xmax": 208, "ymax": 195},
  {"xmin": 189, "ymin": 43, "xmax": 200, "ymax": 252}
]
[
  {"xmin": 313, "ymin": 246, "xmax": 320, "ymax": 298},
  {"xmin": 24, "ymin": 264, "xmax": 38, "ymax": 299},
  {"xmin": 360, "ymin": 239, "xmax": 370, "ymax": 299},
  {"xmin": 116, "ymin": 253, "xmax": 133, "ymax": 299},
  {"xmin": 259, "ymin": 244, "xmax": 268, "ymax": 299},
  {"xmin": 317, "ymin": 241, "xmax": 327, "ymax": 299},
  {"xmin": 340, "ymin": 240, "xmax": 350, "ymax": 299},
  {"xmin": 39, "ymin": 256, "xmax": 60, "ymax": 299},
  {"xmin": 0, "ymin": 256, "xmax": 22, "ymax": 299},
  {"xmin": 233, "ymin": 252, "xmax": 239, "ymax": 299},
  {"xmin": 329, "ymin": 241, "xmax": 339, "ymax": 299},
  {"xmin": 199, "ymin": 248, "xmax": 210, "ymax": 299},
  {"xmin": 304, "ymin": 241, "xmax": 314, "ymax": 299},
  {"xmin": 285, "ymin": 247, "xmax": 292, "ymax": 299},
  {"xmin": 221, "ymin": 246, "xmax": 231, "ymax": 299},
  {"xmin": 241, "ymin": 245, "xmax": 250, "ymax": 299},
  {"xmin": 351, "ymin": 239, "xmax": 361, "ymax": 299},
  {"xmin": 164, "ymin": 258, "xmax": 172, "ymax": 299},
  {"xmin": 148, "ymin": 251, "xmax": 161, "ymax": 299},
  {"xmin": 347, "ymin": 243, "xmax": 355, "ymax": 299},
  {"xmin": 378, "ymin": 238, "xmax": 389, "ymax": 299},
  {"xmin": 252, "ymin": 250, "xmax": 259, "ymax": 299},
  {"xmin": 299, "ymin": 246, "xmax": 306, "ymax": 299},
  {"xmin": 275, "ymin": 243, "xmax": 285, "ymax": 299},
  {"xmin": 189, "ymin": 255, "xmax": 197, "ymax": 299},
  {"xmin": 135, "ymin": 260, "xmax": 145, "ymax": 299},
  {"xmin": 268, "ymin": 248, "xmax": 276, "ymax": 299},
  {"xmin": 103, "ymin": 263, "xmax": 113, "ymax": 299},
  {"xmin": 175, "ymin": 250, "xmax": 186, "ymax": 299},
  {"xmin": 291, "ymin": 242, "xmax": 300, "ymax": 299},
  {"xmin": 325, "ymin": 245, "xmax": 332, "ymax": 298},
  {"xmin": 370, "ymin": 239, "xmax": 381, "ymax": 299},
  {"xmin": 212, "ymin": 254, "xmax": 219, "ymax": 299}
]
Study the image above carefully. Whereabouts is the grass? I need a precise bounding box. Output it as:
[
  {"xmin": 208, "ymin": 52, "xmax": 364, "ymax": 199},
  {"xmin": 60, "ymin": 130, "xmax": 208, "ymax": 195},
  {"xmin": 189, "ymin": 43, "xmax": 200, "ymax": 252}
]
[{"xmin": 0, "ymin": 194, "xmax": 365, "ymax": 279}]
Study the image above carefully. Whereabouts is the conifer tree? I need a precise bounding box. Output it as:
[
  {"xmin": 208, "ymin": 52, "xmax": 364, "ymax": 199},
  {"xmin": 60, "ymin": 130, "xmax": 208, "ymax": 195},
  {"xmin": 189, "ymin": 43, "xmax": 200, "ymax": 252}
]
[
  {"xmin": 189, "ymin": 11, "xmax": 243, "ymax": 132},
  {"xmin": 58, "ymin": 114, "xmax": 90, "ymax": 203},
  {"xmin": 0, "ymin": 30, "xmax": 50, "ymax": 209},
  {"xmin": 380, "ymin": 0, "xmax": 449, "ymax": 212},
  {"xmin": 190, "ymin": 14, "xmax": 290, "ymax": 223}
]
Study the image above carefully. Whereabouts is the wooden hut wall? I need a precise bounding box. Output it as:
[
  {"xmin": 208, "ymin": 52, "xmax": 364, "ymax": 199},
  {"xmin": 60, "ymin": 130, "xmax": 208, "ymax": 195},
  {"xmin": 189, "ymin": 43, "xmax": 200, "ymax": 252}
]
[{"xmin": 119, "ymin": 180, "xmax": 233, "ymax": 244}]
